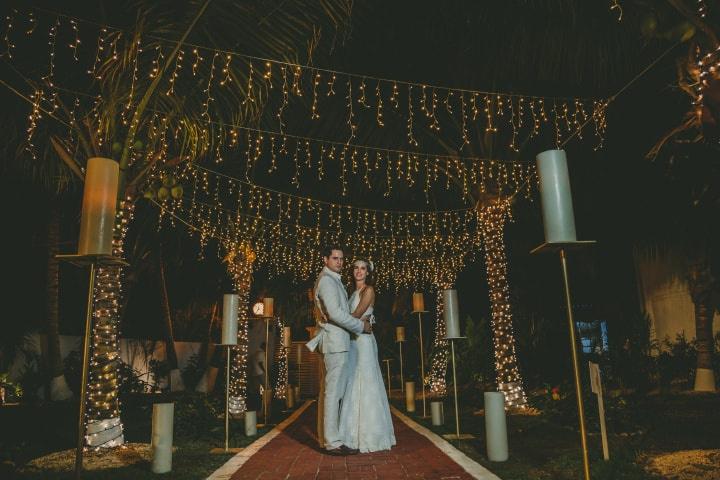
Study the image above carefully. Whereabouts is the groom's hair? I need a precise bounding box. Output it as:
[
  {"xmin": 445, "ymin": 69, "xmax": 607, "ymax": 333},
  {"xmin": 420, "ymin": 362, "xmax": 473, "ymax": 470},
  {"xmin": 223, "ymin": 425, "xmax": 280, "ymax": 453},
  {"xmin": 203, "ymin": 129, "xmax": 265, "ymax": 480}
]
[{"xmin": 321, "ymin": 244, "xmax": 343, "ymax": 258}]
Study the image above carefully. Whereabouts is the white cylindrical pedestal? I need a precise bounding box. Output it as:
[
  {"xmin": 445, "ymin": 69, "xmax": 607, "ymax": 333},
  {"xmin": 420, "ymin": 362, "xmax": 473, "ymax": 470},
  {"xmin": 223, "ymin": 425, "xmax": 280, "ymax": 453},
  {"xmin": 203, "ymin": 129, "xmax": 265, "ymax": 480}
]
[
  {"xmin": 694, "ymin": 368, "xmax": 716, "ymax": 392},
  {"xmin": 244, "ymin": 411, "xmax": 257, "ymax": 436},
  {"xmin": 484, "ymin": 392, "xmax": 509, "ymax": 462},
  {"xmin": 536, "ymin": 149, "xmax": 577, "ymax": 243},
  {"xmin": 431, "ymin": 400, "xmax": 444, "ymax": 426},
  {"xmin": 221, "ymin": 294, "xmax": 239, "ymax": 345},
  {"xmin": 443, "ymin": 289, "xmax": 461, "ymax": 339},
  {"xmin": 405, "ymin": 381, "xmax": 416, "ymax": 412},
  {"xmin": 151, "ymin": 402, "xmax": 174, "ymax": 473}
]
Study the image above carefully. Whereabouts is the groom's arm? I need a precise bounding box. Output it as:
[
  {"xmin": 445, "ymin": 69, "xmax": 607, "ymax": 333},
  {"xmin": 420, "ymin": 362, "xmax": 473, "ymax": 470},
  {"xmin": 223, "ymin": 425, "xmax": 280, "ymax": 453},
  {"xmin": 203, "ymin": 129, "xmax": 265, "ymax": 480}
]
[{"xmin": 317, "ymin": 277, "xmax": 365, "ymax": 335}]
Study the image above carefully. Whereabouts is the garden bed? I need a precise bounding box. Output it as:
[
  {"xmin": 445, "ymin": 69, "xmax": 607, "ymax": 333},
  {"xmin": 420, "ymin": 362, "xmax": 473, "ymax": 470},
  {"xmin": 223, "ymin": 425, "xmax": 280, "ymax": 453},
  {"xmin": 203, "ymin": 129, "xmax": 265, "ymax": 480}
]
[
  {"xmin": 394, "ymin": 390, "xmax": 720, "ymax": 480},
  {"xmin": 1, "ymin": 392, "xmax": 298, "ymax": 479}
]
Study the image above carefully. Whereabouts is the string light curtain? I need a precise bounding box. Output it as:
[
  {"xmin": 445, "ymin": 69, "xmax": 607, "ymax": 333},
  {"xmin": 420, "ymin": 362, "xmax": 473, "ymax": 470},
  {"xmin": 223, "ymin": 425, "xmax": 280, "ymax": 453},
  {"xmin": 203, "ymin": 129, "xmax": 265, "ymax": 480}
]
[
  {"xmin": 9, "ymin": 8, "xmax": 610, "ymax": 167},
  {"xmin": 147, "ymin": 121, "xmax": 539, "ymax": 202},
  {"xmin": 479, "ymin": 200, "xmax": 528, "ymax": 409},
  {"xmin": 153, "ymin": 165, "xmax": 483, "ymax": 289}
]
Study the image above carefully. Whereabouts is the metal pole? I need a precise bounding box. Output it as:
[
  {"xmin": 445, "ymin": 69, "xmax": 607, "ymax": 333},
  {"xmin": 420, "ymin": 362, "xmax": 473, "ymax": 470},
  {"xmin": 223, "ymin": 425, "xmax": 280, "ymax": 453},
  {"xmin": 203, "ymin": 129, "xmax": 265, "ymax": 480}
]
[
  {"xmin": 383, "ymin": 359, "xmax": 392, "ymax": 398},
  {"xmin": 451, "ymin": 339, "xmax": 460, "ymax": 439},
  {"xmin": 264, "ymin": 318, "xmax": 270, "ymax": 425},
  {"xmin": 417, "ymin": 312, "xmax": 427, "ymax": 417},
  {"xmin": 225, "ymin": 345, "xmax": 231, "ymax": 452},
  {"xmin": 560, "ymin": 249, "xmax": 591, "ymax": 480},
  {"xmin": 75, "ymin": 262, "xmax": 96, "ymax": 479},
  {"xmin": 399, "ymin": 341, "xmax": 404, "ymax": 392}
]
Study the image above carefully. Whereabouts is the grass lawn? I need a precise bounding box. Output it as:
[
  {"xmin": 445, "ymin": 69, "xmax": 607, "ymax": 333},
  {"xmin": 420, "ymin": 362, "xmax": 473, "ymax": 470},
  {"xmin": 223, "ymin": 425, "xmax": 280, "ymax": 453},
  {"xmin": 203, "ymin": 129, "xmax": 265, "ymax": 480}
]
[
  {"xmin": 395, "ymin": 390, "xmax": 720, "ymax": 480},
  {"xmin": 1, "ymin": 392, "xmax": 299, "ymax": 479}
]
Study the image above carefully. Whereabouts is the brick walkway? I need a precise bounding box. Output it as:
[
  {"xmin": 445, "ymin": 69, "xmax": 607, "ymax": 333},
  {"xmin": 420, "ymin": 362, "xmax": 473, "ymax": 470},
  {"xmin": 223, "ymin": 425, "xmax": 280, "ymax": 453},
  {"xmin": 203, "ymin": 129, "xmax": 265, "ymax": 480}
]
[{"xmin": 224, "ymin": 402, "xmax": 495, "ymax": 480}]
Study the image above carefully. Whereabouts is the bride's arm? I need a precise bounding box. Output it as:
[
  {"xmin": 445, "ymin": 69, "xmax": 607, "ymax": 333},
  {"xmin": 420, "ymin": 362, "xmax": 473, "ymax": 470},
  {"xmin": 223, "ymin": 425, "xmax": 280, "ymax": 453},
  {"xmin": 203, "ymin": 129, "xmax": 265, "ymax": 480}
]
[{"xmin": 351, "ymin": 287, "xmax": 375, "ymax": 318}]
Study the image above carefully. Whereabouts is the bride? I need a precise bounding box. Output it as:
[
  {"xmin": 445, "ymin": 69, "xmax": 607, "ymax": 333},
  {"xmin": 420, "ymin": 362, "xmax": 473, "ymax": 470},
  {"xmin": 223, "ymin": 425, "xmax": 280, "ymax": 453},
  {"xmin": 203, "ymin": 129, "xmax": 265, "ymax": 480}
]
[{"xmin": 339, "ymin": 258, "xmax": 396, "ymax": 452}]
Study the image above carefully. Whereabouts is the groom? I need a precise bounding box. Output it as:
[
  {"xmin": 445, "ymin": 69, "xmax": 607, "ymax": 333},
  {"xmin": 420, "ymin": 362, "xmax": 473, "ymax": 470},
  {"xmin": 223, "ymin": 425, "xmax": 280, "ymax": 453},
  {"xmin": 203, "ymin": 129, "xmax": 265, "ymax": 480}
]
[{"xmin": 307, "ymin": 245, "xmax": 371, "ymax": 455}]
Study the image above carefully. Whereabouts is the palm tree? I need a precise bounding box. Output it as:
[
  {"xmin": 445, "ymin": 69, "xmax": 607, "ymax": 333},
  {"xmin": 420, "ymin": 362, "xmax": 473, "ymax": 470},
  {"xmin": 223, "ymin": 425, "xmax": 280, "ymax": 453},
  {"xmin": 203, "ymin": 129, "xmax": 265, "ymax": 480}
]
[
  {"xmin": 2, "ymin": 0, "xmax": 355, "ymax": 445},
  {"xmin": 643, "ymin": 2, "xmax": 720, "ymax": 391},
  {"xmin": 45, "ymin": 203, "xmax": 73, "ymax": 401}
]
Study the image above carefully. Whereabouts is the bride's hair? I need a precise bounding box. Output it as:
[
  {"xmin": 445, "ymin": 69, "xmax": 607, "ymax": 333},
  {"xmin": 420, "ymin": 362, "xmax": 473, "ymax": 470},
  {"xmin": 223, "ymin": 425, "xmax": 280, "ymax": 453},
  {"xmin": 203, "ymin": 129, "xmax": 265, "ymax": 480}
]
[{"xmin": 352, "ymin": 258, "xmax": 375, "ymax": 287}]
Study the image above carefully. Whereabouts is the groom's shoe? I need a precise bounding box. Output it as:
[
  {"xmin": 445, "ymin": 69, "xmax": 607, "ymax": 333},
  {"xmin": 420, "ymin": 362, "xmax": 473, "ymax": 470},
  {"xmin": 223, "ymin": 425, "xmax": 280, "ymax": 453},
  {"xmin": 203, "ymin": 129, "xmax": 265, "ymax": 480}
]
[
  {"xmin": 341, "ymin": 445, "xmax": 359, "ymax": 455},
  {"xmin": 325, "ymin": 447, "xmax": 347, "ymax": 456}
]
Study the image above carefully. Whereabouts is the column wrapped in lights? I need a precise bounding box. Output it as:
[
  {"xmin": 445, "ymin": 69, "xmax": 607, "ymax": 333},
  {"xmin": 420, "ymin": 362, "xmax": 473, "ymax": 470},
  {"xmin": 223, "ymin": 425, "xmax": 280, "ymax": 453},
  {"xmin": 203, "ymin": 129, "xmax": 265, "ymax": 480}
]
[
  {"xmin": 85, "ymin": 197, "xmax": 134, "ymax": 448},
  {"xmin": 226, "ymin": 244, "xmax": 254, "ymax": 414},
  {"xmin": 427, "ymin": 285, "xmax": 451, "ymax": 397},
  {"xmin": 274, "ymin": 319, "xmax": 288, "ymax": 400},
  {"xmin": 479, "ymin": 200, "xmax": 528, "ymax": 409}
]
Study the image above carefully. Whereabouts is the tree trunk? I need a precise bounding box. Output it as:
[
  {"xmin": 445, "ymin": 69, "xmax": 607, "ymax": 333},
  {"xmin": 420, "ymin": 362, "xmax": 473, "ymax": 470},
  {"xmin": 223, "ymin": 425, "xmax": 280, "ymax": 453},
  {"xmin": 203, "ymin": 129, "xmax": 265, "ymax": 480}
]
[
  {"xmin": 480, "ymin": 201, "xmax": 529, "ymax": 409},
  {"xmin": 85, "ymin": 198, "xmax": 134, "ymax": 448},
  {"xmin": 227, "ymin": 248, "xmax": 253, "ymax": 414},
  {"xmin": 195, "ymin": 302, "xmax": 218, "ymax": 393},
  {"xmin": 46, "ymin": 205, "xmax": 73, "ymax": 401},
  {"xmin": 159, "ymin": 248, "xmax": 184, "ymax": 392},
  {"xmin": 688, "ymin": 261, "xmax": 716, "ymax": 392}
]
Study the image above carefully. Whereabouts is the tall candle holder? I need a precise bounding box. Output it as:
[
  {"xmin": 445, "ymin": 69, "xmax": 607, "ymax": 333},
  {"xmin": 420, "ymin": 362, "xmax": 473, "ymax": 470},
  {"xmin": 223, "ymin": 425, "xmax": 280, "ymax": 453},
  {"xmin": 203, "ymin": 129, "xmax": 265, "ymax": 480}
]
[
  {"xmin": 412, "ymin": 303, "xmax": 429, "ymax": 418},
  {"xmin": 209, "ymin": 294, "xmax": 242, "ymax": 454},
  {"xmin": 57, "ymin": 157, "xmax": 122, "ymax": 479},
  {"xmin": 257, "ymin": 298, "xmax": 275, "ymax": 427},
  {"xmin": 441, "ymin": 289, "xmax": 474, "ymax": 441},
  {"xmin": 396, "ymin": 326, "xmax": 406, "ymax": 392},
  {"xmin": 532, "ymin": 149, "xmax": 594, "ymax": 480}
]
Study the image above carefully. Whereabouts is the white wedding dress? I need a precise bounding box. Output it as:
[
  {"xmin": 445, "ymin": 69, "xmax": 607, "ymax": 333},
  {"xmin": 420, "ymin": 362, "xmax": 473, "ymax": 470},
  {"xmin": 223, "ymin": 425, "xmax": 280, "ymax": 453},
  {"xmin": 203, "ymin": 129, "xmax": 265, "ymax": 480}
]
[{"xmin": 338, "ymin": 289, "xmax": 396, "ymax": 452}]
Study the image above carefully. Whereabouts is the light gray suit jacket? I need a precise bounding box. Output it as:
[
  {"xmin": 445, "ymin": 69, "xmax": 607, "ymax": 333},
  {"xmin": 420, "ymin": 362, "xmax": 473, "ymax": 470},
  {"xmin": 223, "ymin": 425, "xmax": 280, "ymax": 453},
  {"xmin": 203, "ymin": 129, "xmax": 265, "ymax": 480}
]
[{"xmin": 307, "ymin": 267, "xmax": 364, "ymax": 353}]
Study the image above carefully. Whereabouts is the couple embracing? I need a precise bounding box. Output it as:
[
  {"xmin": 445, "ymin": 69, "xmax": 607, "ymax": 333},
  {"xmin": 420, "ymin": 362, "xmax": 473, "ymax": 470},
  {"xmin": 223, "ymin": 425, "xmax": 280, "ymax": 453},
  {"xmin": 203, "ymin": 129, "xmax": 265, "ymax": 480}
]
[{"xmin": 306, "ymin": 245, "xmax": 396, "ymax": 455}]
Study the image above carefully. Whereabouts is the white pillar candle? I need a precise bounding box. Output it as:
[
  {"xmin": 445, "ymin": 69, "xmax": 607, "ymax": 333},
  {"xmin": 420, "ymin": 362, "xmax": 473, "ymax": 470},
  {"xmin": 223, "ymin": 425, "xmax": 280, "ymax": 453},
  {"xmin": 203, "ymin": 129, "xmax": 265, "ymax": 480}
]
[
  {"xmin": 431, "ymin": 400, "xmax": 444, "ymax": 426},
  {"xmin": 151, "ymin": 402, "xmax": 174, "ymax": 473},
  {"xmin": 78, "ymin": 157, "xmax": 119, "ymax": 255},
  {"xmin": 244, "ymin": 410, "xmax": 257, "ymax": 436},
  {"xmin": 283, "ymin": 326, "xmax": 292, "ymax": 348},
  {"xmin": 484, "ymin": 392, "xmax": 509, "ymax": 462},
  {"xmin": 396, "ymin": 326, "xmax": 406, "ymax": 342},
  {"xmin": 405, "ymin": 381, "xmax": 416, "ymax": 412},
  {"xmin": 412, "ymin": 293, "xmax": 425, "ymax": 312},
  {"xmin": 263, "ymin": 297, "xmax": 274, "ymax": 317},
  {"xmin": 443, "ymin": 289, "xmax": 461, "ymax": 339},
  {"xmin": 221, "ymin": 294, "xmax": 239, "ymax": 345},
  {"xmin": 536, "ymin": 149, "xmax": 577, "ymax": 243}
]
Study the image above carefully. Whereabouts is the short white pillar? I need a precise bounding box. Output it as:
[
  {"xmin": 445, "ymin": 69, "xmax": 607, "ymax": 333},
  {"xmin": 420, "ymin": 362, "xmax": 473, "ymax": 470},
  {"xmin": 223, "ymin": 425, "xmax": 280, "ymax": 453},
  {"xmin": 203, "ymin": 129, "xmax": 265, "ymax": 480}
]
[
  {"xmin": 405, "ymin": 381, "xmax": 416, "ymax": 412},
  {"xmin": 431, "ymin": 400, "xmax": 444, "ymax": 426},
  {"xmin": 151, "ymin": 402, "xmax": 174, "ymax": 473},
  {"xmin": 244, "ymin": 410, "xmax": 257, "ymax": 436},
  {"xmin": 484, "ymin": 392, "xmax": 509, "ymax": 462}
]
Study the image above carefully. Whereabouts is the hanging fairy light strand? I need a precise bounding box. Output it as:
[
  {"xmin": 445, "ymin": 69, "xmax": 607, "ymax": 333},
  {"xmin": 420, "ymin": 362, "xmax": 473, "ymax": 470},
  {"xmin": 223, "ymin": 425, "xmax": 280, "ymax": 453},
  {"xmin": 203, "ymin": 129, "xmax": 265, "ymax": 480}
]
[
  {"xmin": 6, "ymin": 7, "xmax": 610, "ymax": 155},
  {"xmin": 150, "ymin": 116, "xmax": 539, "ymax": 202},
  {"xmin": 153, "ymin": 192, "xmax": 479, "ymax": 290}
]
